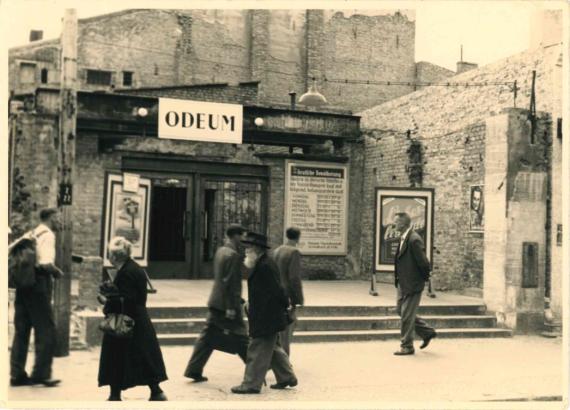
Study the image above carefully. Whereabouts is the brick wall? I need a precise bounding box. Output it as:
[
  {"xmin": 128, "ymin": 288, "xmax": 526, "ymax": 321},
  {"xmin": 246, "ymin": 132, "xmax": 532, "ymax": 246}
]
[
  {"xmin": 320, "ymin": 11, "xmax": 416, "ymax": 112},
  {"xmin": 361, "ymin": 123, "xmax": 486, "ymax": 290},
  {"xmin": 117, "ymin": 82, "xmax": 259, "ymax": 105},
  {"xmin": 10, "ymin": 113, "xmax": 59, "ymax": 235},
  {"xmin": 10, "ymin": 9, "xmax": 418, "ymax": 113},
  {"xmin": 359, "ymin": 44, "xmax": 562, "ymax": 292},
  {"xmin": 78, "ymin": 10, "xmax": 181, "ymax": 90},
  {"xmin": 415, "ymin": 61, "xmax": 455, "ymax": 84}
]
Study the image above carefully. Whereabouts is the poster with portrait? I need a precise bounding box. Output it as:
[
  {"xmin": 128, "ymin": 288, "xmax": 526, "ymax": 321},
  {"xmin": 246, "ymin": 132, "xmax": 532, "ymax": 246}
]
[
  {"xmin": 102, "ymin": 173, "xmax": 151, "ymax": 267},
  {"xmin": 469, "ymin": 185, "xmax": 484, "ymax": 232},
  {"xmin": 374, "ymin": 187, "xmax": 434, "ymax": 272}
]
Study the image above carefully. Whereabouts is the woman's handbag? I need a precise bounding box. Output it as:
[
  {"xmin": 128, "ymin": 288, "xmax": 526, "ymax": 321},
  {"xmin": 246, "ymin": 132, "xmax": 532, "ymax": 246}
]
[{"xmin": 98, "ymin": 297, "xmax": 135, "ymax": 338}]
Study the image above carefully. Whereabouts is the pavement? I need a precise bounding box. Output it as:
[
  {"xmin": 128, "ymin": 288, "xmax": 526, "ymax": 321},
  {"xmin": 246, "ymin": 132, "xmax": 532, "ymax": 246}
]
[
  {"xmin": 144, "ymin": 280, "xmax": 482, "ymax": 307},
  {"xmin": 7, "ymin": 336, "xmax": 564, "ymax": 405}
]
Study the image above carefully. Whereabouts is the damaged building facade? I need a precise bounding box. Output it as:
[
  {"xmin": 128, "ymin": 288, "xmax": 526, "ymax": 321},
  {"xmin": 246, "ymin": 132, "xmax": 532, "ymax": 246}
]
[{"xmin": 8, "ymin": 9, "xmax": 564, "ymax": 333}]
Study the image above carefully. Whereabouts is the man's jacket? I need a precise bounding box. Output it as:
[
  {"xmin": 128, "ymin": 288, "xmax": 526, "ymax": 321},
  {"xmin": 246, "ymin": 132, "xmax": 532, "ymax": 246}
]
[
  {"xmin": 271, "ymin": 244, "xmax": 304, "ymax": 306},
  {"xmin": 208, "ymin": 241, "xmax": 243, "ymax": 314},
  {"xmin": 394, "ymin": 230, "xmax": 431, "ymax": 295}
]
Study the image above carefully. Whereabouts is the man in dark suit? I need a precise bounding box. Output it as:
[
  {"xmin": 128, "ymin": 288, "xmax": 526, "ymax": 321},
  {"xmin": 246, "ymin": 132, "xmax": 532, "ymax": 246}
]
[
  {"xmin": 393, "ymin": 212, "xmax": 436, "ymax": 355},
  {"xmin": 184, "ymin": 224, "xmax": 249, "ymax": 382},
  {"xmin": 231, "ymin": 232, "xmax": 297, "ymax": 394},
  {"xmin": 271, "ymin": 227, "xmax": 304, "ymax": 357}
]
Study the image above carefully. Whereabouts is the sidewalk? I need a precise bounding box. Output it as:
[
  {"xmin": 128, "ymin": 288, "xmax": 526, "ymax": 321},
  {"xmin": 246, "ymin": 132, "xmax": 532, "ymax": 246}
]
[
  {"xmin": 145, "ymin": 280, "xmax": 483, "ymax": 307},
  {"xmin": 7, "ymin": 336, "xmax": 563, "ymax": 404}
]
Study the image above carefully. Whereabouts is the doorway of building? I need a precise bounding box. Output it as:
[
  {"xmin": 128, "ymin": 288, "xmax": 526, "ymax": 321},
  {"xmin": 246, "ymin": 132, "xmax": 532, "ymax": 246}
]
[
  {"xmin": 147, "ymin": 178, "xmax": 192, "ymax": 278},
  {"xmin": 198, "ymin": 177, "xmax": 267, "ymax": 278}
]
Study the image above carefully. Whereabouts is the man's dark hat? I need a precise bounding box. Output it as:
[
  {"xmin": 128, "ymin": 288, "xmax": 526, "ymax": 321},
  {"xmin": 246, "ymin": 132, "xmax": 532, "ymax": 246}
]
[{"xmin": 241, "ymin": 231, "xmax": 270, "ymax": 249}]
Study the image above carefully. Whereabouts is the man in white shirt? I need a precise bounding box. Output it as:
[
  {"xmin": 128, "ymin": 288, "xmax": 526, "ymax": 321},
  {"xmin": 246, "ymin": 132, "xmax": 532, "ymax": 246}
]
[{"xmin": 10, "ymin": 208, "xmax": 64, "ymax": 387}]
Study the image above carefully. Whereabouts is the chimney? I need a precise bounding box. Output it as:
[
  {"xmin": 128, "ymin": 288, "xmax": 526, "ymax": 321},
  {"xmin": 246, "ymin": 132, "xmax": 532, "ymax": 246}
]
[
  {"xmin": 456, "ymin": 61, "xmax": 478, "ymax": 74},
  {"xmin": 29, "ymin": 30, "xmax": 43, "ymax": 42}
]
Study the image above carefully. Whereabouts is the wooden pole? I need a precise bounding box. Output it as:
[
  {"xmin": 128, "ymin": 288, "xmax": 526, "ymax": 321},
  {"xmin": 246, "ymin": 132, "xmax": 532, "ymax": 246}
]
[{"xmin": 53, "ymin": 9, "xmax": 77, "ymax": 357}]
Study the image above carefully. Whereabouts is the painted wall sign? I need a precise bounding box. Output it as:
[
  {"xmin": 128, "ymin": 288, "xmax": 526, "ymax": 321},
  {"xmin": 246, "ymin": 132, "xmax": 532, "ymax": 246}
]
[
  {"xmin": 374, "ymin": 187, "xmax": 434, "ymax": 272},
  {"xmin": 102, "ymin": 173, "xmax": 151, "ymax": 267},
  {"xmin": 284, "ymin": 160, "xmax": 348, "ymax": 255},
  {"xmin": 158, "ymin": 98, "xmax": 243, "ymax": 144}
]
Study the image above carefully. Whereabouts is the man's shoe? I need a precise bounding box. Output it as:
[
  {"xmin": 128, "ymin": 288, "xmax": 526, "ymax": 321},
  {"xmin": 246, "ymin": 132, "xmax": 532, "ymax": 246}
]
[
  {"xmin": 31, "ymin": 378, "xmax": 61, "ymax": 387},
  {"xmin": 186, "ymin": 373, "xmax": 208, "ymax": 383},
  {"xmin": 420, "ymin": 332, "xmax": 437, "ymax": 349},
  {"xmin": 231, "ymin": 384, "xmax": 261, "ymax": 394},
  {"xmin": 270, "ymin": 378, "xmax": 298, "ymax": 390},
  {"xmin": 149, "ymin": 392, "xmax": 168, "ymax": 401},
  {"xmin": 107, "ymin": 396, "xmax": 122, "ymax": 401},
  {"xmin": 394, "ymin": 348, "xmax": 415, "ymax": 356},
  {"xmin": 10, "ymin": 376, "xmax": 32, "ymax": 387}
]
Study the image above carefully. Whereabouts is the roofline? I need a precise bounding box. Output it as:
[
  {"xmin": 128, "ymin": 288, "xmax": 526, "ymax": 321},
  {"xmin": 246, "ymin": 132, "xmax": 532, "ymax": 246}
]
[
  {"xmin": 78, "ymin": 8, "xmax": 175, "ymax": 25},
  {"xmin": 9, "ymin": 38, "xmax": 60, "ymax": 52}
]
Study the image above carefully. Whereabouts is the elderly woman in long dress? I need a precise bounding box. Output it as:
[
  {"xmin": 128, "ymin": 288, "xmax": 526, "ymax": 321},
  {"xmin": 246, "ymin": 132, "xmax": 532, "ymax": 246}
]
[{"xmin": 97, "ymin": 237, "xmax": 168, "ymax": 401}]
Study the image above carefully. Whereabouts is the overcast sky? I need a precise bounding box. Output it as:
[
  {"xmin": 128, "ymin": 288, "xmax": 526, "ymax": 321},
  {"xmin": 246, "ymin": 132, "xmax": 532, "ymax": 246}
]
[{"xmin": 0, "ymin": 0, "xmax": 564, "ymax": 71}]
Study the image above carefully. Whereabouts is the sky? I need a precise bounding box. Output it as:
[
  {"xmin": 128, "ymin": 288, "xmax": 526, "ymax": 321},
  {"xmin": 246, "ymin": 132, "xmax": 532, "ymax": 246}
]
[{"xmin": 0, "ymin": 0, "xmax": 565, "ymax": 71}]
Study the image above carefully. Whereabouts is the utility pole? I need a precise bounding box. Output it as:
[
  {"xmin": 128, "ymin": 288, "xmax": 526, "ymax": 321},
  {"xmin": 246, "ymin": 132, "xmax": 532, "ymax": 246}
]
[{"xmin": 54, "ymin": 9, "xmax": 77, "ymax": 357}]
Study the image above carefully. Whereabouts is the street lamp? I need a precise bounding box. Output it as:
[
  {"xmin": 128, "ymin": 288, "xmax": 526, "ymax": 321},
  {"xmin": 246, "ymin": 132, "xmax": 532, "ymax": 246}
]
[{"xmin": 299, "ymin": 77, "xmax": 327, "ymax": 107}]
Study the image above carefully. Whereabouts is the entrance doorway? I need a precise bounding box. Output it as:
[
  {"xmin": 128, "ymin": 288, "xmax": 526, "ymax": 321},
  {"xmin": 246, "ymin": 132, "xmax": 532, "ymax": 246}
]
[
  {"xmin": 147, "ymin": 178, "xmax": 192, "ymax": 278},
  {"xmin": 198, "ymin": 177, "xmax": 267, "ymax": 278}
]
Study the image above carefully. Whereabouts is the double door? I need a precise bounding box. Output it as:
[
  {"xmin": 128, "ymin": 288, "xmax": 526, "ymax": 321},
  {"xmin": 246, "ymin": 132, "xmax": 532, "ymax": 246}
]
[{"xmin": 145, "ymin": 173, "xmax": 267, "ymax": 279}]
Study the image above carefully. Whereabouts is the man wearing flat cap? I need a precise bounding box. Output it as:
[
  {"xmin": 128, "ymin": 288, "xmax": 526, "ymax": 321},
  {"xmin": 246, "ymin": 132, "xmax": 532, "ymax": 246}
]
[
  {"xmin": 231, "ymin": 232, "xmax": 297, "ymax": 394},
  {"xmin": 184, "ymin": 224, "xmax": 249, "ymax": 382}
]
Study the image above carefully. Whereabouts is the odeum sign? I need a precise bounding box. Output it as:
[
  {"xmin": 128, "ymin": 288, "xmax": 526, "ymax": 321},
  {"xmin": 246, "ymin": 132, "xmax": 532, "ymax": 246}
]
[{"xmin": 158, "ymin": 98, "xmax": 243, "ymax": 144}]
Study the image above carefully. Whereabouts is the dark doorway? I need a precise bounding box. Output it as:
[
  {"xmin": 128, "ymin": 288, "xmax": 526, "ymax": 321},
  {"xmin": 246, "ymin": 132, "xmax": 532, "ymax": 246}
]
[
  {"xmin": 147, "ymin": 183, "xmax": 191, "ymax": 278},
  {"xmin": 198, "ymin": 177, "xmax": 266, "ymax": 278}
]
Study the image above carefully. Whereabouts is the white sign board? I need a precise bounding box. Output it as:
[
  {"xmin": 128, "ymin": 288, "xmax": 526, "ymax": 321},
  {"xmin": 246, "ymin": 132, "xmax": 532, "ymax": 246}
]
[
  {"xmin": 284, "ymin": 161, "xmax": 349, "ymax": 255},
  {"xmin": 122, "ymin": 172, "xmax": 140, "ymax": 193},
  {"xmin": 158, "ymin": 98, "xmax": 243, "ymax": 144}
]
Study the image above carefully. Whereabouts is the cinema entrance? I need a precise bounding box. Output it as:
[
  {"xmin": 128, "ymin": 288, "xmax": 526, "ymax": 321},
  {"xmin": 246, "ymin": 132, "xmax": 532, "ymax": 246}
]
[{"xmin": 121, "ymin": 156, "xmax": 269, "ymax": 279}]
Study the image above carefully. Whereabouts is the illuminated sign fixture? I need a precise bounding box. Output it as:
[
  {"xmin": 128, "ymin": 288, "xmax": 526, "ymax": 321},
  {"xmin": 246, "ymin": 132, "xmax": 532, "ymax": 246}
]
[{"xmin": 158, "ymin": 98, "xmax": 243, "ymax": 144}]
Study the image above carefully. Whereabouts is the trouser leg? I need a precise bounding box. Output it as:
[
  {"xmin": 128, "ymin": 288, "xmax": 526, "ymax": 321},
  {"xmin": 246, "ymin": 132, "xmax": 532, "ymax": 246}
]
[
  {"xmin": 279, "ymin": 319, "xmax": 296, "ymax": 357},
  {"xmin": 270, "ymin": 335, "xmax": 296, "ymax": 383},
  {"xmin": 414, "ymin": 315, "xmax": 435, "ymax": 340},
  {"xmin": 242, "ymin": 334, "xmax": 277, "ymax": 390},
  {"xmin": 10, "ymin": 291, "xmax": 32, "ymax": 380},
  {"xmin": 184, "ymin": 331, "xmax": 214, "ymax": 377},
  {"xmin": 397, "ymin": 288, "xmax": 422, "ymax": 349},
  {"xmin": 28, "ymin": 286, "xmax": 56, "ymax": 381}
]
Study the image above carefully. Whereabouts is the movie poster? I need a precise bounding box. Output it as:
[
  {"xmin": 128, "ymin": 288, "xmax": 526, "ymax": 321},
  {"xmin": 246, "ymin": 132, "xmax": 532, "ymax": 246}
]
[
  {"xmin": 102, "ymin": 173, "xmax": 151, "ymax": 267},
  {"xmin": 374, "ymin": 188, "xmax": 434, "ymax": 272}
]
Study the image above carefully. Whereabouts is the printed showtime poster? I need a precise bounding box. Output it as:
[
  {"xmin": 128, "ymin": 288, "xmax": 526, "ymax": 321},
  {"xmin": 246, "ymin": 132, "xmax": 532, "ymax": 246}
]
[
  {"xmin": 284, "ymin": 161, "xmax": 349, "ymax": 255},
  {"xmin": 102, "ymin": 173, "xmax": 151, "ymax": 267},
  {"xmin": 374, "ymin": 188, "xmax": 434, "ymax": 272}
]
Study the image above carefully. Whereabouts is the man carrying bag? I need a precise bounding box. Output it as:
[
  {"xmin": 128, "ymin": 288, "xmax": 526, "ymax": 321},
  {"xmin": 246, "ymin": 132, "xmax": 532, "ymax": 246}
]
[
  {"xmin": 184, "ymin": 225, "xmax": 249, "ymax": 382},
  {"xmin": 9, "ymin": 208, "xmax": 64, "ymax": 387}
]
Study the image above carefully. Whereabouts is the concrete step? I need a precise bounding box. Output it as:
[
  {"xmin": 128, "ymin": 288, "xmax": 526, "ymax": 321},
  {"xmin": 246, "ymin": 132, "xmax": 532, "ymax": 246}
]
[
  {"xmin": 147, "ymin": 304, "xmax": 487, "ymax": 319},
  {"xmin": 156, "ymin": 328, "xmax": 512, "ymax": 345},
  {"xmin": 151, "ymin": 315, "xmax": 498, "ymax": 334}
]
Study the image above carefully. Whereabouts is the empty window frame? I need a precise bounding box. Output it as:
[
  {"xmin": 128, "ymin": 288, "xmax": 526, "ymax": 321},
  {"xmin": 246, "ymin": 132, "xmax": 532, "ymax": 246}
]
[{"xmin": 86, "ymin": 69, "xmax": 112, "ymax": 86}]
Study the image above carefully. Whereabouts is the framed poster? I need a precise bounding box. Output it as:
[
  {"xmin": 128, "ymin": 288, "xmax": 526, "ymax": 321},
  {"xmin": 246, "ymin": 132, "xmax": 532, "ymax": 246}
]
[
  {"xmin": 374, "ymin": 187, "xmax": 434, "ymax": 272},
  {"xmin": 284, "ymin": 160, "xmax": 349, "ymax": 255},
  {"xmin": 469, "ymin": 184, "xmax": 484, "ymax": 233},
  {"xmin": 102, "ymin": 173, "xmax": 152, "ymax": 267}
]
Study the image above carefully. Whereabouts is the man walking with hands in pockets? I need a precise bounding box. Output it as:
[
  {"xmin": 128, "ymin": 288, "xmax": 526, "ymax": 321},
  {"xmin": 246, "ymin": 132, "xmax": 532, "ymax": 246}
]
[
  {"xmin": 271, "ymin": 227, "xmax": 304, "ymax": 357},
  {"xmin": 393, "ymin": 212, "xmax": 436, "ymax": 356}
]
